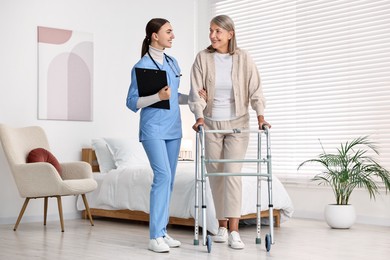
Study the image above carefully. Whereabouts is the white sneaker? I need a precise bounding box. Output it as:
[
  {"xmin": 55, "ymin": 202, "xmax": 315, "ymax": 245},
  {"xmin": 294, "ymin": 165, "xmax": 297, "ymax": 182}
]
[
  {"xmin": 213, "ymin": 227, "xmax": 228, "ymax": 243},
  {"xmin": 163, "ymin": 234, "xmax": 181, "ymax": 248},
  {"xmin": 148, "ymin": 237, "xmax": 170, "ymax": 253},
  {"xmin": 228, "ymin": 231, "xmax": 245, "ymax": 249}
]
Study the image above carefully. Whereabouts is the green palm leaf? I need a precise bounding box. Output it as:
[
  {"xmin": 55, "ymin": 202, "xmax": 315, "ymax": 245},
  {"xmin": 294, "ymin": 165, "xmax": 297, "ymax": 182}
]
[{"xmin": 297, "ymin": 136, "xmax": 390, "ymax": 205}]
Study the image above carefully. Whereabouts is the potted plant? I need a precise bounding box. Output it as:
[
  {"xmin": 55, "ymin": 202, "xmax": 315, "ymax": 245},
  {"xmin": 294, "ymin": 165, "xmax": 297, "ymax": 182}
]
[{"xmin": 297, "ymin": 136, "xmax": 390, "ymax": 228}]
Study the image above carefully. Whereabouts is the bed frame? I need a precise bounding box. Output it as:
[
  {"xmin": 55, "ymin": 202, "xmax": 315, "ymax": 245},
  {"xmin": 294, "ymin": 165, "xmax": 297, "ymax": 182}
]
[{"xmin": 81, "ymin": 148, "xmax": 280, "ymax": 227}]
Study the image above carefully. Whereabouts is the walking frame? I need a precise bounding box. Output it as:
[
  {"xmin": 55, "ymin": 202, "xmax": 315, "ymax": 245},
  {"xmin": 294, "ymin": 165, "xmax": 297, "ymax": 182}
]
[{"xmin": 193, "ymin": 125, "xmax": 275, "ymax": 253}]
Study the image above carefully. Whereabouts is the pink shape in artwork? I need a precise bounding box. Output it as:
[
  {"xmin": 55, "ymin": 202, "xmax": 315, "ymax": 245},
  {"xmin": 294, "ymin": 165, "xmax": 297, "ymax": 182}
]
[
  {"xmin": 38, "ymin": 26, "xmax": 72, "ymax": 44},
  {"xmin": 67, "ymin": 51, "xmax": 92, "ymax": 120},
  {"xmin": 47, "ymin": 53, "xmax": 69, "ymax": 120}
]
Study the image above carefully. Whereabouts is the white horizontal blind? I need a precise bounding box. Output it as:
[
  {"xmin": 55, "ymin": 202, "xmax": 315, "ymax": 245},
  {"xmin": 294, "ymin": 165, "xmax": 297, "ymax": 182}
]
[{"xmin": 211, "ymin": 0, "xmax": 390, "ymax": 177}]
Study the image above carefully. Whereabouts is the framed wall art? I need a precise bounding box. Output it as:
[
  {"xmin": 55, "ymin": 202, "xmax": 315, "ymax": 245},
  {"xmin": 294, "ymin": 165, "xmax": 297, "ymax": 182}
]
[{"xmin": 37, "ymin": 26, "xmax": 93, "ymax": 121}]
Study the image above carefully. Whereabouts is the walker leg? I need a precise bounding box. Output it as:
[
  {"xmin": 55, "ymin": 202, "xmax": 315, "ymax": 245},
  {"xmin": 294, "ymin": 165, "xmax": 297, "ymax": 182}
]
[
  {"xmin": 206, "ymin": 235, "xmax": 212, "ymax": 253},
  {"xmin": 265, "ymin": 233, "xmax": 271, "ymax": 252}
]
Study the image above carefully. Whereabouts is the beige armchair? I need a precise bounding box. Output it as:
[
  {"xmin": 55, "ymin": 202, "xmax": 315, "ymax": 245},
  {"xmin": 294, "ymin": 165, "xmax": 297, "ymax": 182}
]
[{"xmin": 0, "ymin": 124, "xmax": 97, "ymax": 232}]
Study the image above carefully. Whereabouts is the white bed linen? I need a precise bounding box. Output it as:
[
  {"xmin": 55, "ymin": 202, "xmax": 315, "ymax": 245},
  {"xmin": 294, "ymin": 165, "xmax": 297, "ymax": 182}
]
[{"xmin": 77, "ymin": 162, "xmax": 294, "ymax": 234}]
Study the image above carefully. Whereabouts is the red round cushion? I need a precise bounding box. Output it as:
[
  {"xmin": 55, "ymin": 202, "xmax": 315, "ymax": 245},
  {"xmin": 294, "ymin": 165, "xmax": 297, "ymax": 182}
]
[{"xmin": 27, "ymin": 148, "xmax": 62, "ymax": 175}]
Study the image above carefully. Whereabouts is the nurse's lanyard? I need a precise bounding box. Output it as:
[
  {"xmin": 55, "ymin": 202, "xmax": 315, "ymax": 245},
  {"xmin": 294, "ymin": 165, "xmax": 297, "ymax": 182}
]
[{"xmin": 148, "ymin": 50, "xmax": 182, "ymax": 78}]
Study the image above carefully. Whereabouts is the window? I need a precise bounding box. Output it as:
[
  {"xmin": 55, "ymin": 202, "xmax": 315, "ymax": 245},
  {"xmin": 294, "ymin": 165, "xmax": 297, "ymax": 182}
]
[{"xmin": 211, "ymin": 0, "xmax": 390, "ymax": 178}]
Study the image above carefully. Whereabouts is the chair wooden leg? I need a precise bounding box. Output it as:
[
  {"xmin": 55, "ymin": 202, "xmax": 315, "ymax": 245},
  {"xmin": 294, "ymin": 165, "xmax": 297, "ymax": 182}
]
[
  {"xmin": 14, "ymin": 198, "xmax": 30, "ymax": 231},
  {"xmin": 56, "ymin": 196, "xmax": 64, "ymax": 232},
  {"xmin": 44, "ymin": 197, "xmax": 48, "ymax": 226},
  {"xmin": 81, "ymin": 194, "xmax": 94, "ymax": 226}
]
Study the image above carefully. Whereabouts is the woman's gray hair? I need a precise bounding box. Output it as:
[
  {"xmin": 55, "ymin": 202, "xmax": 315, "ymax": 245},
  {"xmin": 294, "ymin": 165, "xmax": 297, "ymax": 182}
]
[{"xmin": 207, "ymin": 15, "xmax": 237, "ymax": 55}]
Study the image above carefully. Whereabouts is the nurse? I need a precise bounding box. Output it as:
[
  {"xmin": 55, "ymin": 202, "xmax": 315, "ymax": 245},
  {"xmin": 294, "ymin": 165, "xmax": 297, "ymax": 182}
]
[{"xmin": 126, "ymin": 18, "xmax": 206, "ymax": 253}]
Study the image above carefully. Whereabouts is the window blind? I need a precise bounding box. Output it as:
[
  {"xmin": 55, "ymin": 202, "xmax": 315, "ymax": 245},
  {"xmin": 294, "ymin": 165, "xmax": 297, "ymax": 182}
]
[{"xmin": 211, "ymin": 0, "xmax": 390, "ymax": 177}]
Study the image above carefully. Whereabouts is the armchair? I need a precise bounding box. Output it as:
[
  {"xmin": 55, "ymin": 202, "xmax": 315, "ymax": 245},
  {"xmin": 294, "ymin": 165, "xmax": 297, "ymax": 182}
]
[{"xmin": 0, "ymin": 124, "xmax": 97, "ymax": 232}]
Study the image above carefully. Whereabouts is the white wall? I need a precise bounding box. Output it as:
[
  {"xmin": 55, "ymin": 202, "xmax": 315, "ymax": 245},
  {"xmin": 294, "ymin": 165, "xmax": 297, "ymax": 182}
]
[{"xmin": 0, "ymin": 0, "xmax": 198, "ymax": 224}]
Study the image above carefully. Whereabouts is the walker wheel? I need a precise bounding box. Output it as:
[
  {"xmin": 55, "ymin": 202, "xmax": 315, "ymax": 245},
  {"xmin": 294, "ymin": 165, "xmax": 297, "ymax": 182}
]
[
  {"xmin": 206, "ymin": 235, "xmax": 212, "ymax": 253},
  {"xmin": 265, "ymin": 233, "xmax": 271, "ymax": 252}
]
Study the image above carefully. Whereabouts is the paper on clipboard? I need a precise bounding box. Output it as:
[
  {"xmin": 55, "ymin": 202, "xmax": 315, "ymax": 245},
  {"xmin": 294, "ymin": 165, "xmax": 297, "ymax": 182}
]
[{"xmin": 135, "ymin": 68, "xmax": 170, "ymax": 109}]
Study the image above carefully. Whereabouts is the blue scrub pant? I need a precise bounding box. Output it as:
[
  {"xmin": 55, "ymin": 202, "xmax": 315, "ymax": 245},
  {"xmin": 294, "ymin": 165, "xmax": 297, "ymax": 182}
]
[{"xmin": 142, "ymin": 138, "xmax": 181, "ymax": 239}]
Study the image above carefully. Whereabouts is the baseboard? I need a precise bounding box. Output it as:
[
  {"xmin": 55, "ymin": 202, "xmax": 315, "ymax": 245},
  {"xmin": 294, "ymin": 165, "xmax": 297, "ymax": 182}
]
[
  {"xmin": 0, "ymin": 212, "xmax": 81, "ymax": 225},
  {"xmin": 292, "ymin": 210, "xmax": 390, "ymax": 227}
]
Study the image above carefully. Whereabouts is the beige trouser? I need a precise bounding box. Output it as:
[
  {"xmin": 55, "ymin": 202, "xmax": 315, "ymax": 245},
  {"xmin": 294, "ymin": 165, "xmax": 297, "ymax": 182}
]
[{"xmin": 204, "ymin": 114, "xmax": 250, "ymax": 220}]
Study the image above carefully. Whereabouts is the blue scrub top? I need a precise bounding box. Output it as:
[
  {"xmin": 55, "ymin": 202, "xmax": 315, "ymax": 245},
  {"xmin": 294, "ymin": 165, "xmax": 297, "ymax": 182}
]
[{"xmin": 126, "ymin": 54, "xmax": 182, "ymax": 141}]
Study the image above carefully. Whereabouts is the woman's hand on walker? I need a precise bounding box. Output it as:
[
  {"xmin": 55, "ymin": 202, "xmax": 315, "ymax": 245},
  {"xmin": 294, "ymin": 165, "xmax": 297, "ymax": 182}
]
[
  {"xmin": 192, "ymin": 118, "xmax": 205, "ymax": 132},
  {"xmin": 258, "ymin": 115, "xmax": 271, "ymax": 130}
]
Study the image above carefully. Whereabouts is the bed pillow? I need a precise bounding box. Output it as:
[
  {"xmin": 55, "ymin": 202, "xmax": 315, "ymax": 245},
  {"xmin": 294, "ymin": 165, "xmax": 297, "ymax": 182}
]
[
  {"xmin": 104, "ymin": 137, "xmax": 149, "ymax": 168},
  {"xmin": 91, "ymin": 138, "xmax": 116, "ymax": 173},
  {"xmin": 27, "ymin": 148, "xmax": 62, "ymax": 175}
]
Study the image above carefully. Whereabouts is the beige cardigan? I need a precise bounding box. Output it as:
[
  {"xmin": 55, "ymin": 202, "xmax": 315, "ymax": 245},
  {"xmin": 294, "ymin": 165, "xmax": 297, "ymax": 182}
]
[{"xmin": 188, "ymin": 48, "xmax": 266, "ymax": 120}]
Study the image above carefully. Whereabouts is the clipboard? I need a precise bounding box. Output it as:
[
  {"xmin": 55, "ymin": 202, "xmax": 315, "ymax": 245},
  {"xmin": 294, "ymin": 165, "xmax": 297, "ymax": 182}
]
[{"xmin": 135, "ymin": 68, "xmax": 170, "ymax": 109}]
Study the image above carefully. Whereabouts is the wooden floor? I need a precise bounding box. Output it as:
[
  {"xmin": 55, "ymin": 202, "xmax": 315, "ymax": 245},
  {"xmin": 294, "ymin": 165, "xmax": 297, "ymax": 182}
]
[{"xmin": 0, "ymin": 217, "xmax": 389, "ymax": 260}]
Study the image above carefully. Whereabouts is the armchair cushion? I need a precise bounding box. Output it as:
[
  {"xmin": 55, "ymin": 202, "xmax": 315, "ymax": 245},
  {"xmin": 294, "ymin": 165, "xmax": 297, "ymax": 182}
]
[{"xmin": 27, "ymin": 148, "xmax": 62, "ymax": 175}]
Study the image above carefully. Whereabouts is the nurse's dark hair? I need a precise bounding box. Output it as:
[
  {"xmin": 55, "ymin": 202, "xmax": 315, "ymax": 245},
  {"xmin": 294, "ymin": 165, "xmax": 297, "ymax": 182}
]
[
  {"xmin": 207, "ymin": 15, "xmax": 237, "ymax": 55},
  {"xmin": 141, "ymin": 18, "xmax": 170, "ymax": 57}
]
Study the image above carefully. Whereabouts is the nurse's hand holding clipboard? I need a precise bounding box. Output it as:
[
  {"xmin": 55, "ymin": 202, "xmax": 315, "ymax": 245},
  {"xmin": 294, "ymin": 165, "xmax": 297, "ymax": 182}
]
[{"xmin": 158, "ymin": 86, "xmax": 171, "ymax": 100}]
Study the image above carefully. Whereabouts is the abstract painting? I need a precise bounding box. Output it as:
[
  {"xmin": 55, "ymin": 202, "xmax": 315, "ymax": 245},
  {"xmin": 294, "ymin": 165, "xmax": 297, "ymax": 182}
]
[{"xmin": 38, "ymin": 26, "xmax": 93, "ymax": 121}]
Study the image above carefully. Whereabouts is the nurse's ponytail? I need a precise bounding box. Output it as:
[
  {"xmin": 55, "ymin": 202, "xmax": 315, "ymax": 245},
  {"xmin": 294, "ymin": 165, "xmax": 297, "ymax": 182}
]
[{"xmin": 141, "ymin": 18, "xmax": 170, "ymax": 57}]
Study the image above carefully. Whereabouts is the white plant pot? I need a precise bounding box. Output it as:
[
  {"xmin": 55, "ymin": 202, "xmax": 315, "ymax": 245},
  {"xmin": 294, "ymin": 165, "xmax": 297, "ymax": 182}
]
[{"xmin": 324, "ymin": 204, "xmax": 356, "ymax": 229}]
